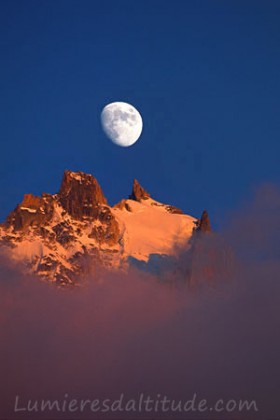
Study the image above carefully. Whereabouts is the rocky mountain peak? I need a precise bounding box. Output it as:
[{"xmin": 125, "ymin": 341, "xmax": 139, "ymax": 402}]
[
  {"xmin": 196, "ymin": 210, "xmax": 212, "ymax": 233},
  {"xmin": 129, "ymin": 179, "xmax": 150, "ymax": 202},
  {"xmin": 58, "ymin": 170, "xmax": 108, "ymax": 220},
  {"xmin": 21, "ymin": 193, "xmax": 43, "ymax": 209},
  {"xmin": 5, "ymin": 193, "xmax": 54, "ymax": 231}
]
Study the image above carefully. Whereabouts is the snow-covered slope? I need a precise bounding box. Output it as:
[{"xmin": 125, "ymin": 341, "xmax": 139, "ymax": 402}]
[
  {"xmin": 113, "ymin": 198, "xmax": 196, "ymax": 262},
  {"xmin": 0, "ymin": 171, "xmax": 200, "ymax": 285}
]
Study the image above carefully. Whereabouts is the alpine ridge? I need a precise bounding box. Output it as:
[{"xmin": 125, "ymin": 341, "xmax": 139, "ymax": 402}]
[{"xmin": 0, "ymin": 170, "xmax": 211, "ymax": 286}]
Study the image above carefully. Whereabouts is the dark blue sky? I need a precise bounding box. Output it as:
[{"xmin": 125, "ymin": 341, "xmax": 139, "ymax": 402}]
[{"xmin": 1, "ymin": 1, "xmax": 280, "ymax": 228}]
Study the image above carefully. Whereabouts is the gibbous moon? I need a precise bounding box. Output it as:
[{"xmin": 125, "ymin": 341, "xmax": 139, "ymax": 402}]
[{"xmin": 101, "ymin": 102, "xmax": 143, "ymax": 147}]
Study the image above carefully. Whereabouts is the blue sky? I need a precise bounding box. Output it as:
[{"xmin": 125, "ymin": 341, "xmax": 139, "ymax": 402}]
[{"xmin": 1, "ymin": 0, "xmax": 280, "ymax": 228}]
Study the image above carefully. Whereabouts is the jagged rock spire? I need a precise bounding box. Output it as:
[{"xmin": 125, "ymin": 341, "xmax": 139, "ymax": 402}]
[
  {"xmin": 129, "ymin": 179, "xmax": 150, "ymax": 202},
  {"xmin": 196, "ymin": 210, "xmax": 211, "ymax": 233},
  {"xmin": 58, "ymin": 170, "xmax": 107, "ymax": 219}
]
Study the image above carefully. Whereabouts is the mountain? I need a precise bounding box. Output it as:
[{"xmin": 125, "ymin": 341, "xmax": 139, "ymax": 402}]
[{"xmin": 0, "ymin": 170, "xmax": 209, "ymax": 286}]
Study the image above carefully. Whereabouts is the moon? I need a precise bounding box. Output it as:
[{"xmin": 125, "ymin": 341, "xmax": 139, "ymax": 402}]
[{"xmin": 101, "ymin": 102, "xmax": 143, "ymax": 147}]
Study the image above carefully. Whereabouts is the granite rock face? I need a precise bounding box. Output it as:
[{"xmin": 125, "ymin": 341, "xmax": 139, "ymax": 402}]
[
  {"xmin": 5, "ymin": 193, "xmax": 54, "ymax": 231},
  {"xmin": 58, "ymin": 170, "xmax": 108, "ymax": 219}
]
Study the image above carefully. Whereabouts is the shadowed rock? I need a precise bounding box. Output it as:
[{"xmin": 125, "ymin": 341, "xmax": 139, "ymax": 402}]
[
  {"xmin": 195, "ymin": 210, "xmax": 212, "ymax": 233},
  {"xmin": 129, "ymin": 179, "xmax": 150, "ymax": 201}
]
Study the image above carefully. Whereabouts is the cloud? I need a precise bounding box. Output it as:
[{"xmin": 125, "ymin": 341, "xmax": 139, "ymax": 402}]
[{"xmin": 0, "ymin": 184, "xmax": 280, "ymax": 419}]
